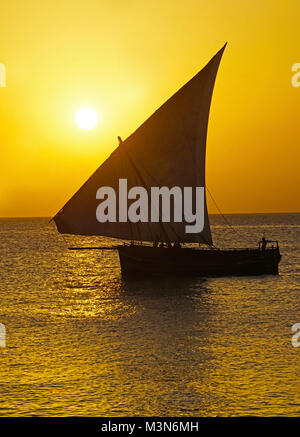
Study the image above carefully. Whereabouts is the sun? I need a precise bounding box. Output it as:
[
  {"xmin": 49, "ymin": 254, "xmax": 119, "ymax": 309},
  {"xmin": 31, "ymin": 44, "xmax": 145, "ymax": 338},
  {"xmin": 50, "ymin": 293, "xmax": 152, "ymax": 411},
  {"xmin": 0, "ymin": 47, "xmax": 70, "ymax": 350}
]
[{"xmin": 75, "ymin": 107, "xmax": 99, "ymax": 130}]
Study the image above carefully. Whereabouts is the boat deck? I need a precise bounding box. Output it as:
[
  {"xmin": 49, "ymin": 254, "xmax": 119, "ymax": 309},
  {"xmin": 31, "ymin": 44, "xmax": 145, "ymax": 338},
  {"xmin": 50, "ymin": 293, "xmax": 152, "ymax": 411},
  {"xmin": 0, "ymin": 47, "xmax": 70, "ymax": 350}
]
[{"xmin": 118, "ymin": 245, "xmax": 281, "ymax": 277}]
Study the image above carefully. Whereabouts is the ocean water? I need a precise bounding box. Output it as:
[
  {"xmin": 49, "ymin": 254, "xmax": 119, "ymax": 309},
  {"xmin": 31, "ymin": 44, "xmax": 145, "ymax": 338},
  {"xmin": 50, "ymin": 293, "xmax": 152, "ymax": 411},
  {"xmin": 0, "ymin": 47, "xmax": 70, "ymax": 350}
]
[{"xmin": 0, "ymin": 213, "xmax": 299, "ymax": 416}]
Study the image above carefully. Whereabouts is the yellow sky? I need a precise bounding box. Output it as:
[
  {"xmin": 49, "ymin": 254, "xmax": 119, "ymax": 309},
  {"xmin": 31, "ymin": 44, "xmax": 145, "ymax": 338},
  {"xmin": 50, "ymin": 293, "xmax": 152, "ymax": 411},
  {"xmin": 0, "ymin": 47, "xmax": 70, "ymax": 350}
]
[{"xmin": 0, "ymin": 0, "xmax": 299, "ymax": 216}]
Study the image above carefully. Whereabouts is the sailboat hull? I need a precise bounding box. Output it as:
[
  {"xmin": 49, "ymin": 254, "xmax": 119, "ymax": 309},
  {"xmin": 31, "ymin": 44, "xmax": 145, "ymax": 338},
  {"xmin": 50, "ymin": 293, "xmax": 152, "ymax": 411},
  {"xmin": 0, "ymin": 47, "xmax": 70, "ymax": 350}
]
[{"xmin": 118, "ymin": 245, "xmax": 281, "ymax": 278}]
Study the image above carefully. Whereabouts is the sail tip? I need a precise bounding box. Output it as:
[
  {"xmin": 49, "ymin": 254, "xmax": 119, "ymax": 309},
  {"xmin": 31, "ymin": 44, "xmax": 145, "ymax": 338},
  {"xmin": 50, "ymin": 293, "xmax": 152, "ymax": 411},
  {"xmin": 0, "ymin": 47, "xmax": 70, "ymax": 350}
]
[{"xmin": 211, "ymin": 42, "xmax": 227, "ymax": 61}]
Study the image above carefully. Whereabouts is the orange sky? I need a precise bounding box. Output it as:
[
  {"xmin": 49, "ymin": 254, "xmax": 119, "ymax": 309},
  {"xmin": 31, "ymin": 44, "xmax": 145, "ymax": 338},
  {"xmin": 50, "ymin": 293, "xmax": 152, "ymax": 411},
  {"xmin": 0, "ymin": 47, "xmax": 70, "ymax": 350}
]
[{"xmin": 0, "ymin": 0, "xmax": 299, "ymax": 216}]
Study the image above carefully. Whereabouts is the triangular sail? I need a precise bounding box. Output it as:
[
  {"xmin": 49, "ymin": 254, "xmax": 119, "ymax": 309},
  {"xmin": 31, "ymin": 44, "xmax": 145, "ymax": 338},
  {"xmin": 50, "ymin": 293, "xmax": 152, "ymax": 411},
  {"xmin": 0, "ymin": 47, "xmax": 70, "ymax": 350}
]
[{"xmin": 53, "ymin": 44, "xmax": 226, "ymax": 244}]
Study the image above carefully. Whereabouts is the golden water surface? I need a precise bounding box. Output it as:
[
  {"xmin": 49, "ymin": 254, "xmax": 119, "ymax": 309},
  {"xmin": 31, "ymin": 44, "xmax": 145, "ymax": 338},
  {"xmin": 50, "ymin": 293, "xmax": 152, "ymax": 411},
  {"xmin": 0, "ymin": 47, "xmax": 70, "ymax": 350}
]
[{"xmin": 0, "ymin": 214, "xmax": 299, "ymax": 416}]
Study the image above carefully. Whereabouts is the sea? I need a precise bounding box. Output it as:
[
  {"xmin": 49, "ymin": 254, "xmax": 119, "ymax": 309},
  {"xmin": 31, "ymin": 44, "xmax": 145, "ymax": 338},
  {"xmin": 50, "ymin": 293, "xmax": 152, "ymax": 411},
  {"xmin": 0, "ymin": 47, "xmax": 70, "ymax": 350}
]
[{"xmin": 0, "ymin": 213, "xmax": 299, "ymax": 416}]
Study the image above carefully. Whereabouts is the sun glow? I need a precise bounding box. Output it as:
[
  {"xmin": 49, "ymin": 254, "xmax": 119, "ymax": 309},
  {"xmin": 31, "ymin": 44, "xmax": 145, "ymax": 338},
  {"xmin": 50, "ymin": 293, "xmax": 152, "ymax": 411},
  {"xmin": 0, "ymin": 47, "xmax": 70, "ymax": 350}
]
[{"xmin": 75, "ymin": 107, "xmax": 99, "ymax": 130}]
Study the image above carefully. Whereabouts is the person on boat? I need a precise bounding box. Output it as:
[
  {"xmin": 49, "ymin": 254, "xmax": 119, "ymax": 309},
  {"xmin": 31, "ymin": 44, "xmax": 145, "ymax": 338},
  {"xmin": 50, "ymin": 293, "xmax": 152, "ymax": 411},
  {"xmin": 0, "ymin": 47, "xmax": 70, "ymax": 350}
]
[
  {"xmin": 118, "ymin": 136, "xmax": 123, "ymax": 146},
  {"xmin": 261, "ymin": 236, "xmax": 267, "ymax": 254}
]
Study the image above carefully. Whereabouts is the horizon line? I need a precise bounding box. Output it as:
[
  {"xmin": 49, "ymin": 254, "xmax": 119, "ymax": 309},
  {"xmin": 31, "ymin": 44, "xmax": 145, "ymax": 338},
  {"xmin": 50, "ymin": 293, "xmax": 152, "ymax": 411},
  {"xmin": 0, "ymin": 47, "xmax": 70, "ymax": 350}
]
[{"xmin": 0, "ymin": 211, "xmax": 299, "ymax": 219}]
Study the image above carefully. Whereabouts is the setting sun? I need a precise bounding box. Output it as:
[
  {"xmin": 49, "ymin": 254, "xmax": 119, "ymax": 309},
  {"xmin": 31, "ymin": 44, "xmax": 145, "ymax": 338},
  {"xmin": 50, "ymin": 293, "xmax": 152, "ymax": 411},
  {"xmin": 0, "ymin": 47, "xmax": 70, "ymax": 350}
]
[{"xmin": 75, "ymin": 107, "xmax": 99, "ymax": 130}]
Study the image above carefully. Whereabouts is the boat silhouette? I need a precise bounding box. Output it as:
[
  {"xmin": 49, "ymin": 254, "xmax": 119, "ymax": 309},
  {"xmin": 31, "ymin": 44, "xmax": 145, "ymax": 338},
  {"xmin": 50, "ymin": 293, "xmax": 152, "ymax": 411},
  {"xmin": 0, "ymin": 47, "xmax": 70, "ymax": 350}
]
[{"xmin": 52, "ymin": 44, "xmax": 281, "ymax": 277}]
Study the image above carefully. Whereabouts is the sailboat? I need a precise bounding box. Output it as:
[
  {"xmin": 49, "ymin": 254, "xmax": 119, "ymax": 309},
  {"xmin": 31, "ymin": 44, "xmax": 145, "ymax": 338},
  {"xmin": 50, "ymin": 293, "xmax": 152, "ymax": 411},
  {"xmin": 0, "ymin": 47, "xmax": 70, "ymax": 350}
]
[{"xmin": 52, "ymin": 44, "xmax": 281, "ymax": 277}]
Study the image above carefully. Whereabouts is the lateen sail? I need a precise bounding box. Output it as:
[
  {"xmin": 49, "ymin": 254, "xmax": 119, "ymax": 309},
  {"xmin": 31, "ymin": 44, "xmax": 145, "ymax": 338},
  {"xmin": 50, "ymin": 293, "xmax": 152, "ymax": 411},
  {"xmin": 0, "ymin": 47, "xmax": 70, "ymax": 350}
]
[{"xmin": 53, "ymin": 44, "xmax": 226, "ymax": 244}]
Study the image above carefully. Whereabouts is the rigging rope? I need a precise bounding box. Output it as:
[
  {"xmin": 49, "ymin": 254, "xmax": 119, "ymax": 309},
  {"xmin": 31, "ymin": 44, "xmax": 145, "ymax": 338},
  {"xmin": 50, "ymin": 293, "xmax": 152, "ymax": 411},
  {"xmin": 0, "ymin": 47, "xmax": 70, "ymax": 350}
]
[{"xmin": 206, "ymin": 186, "xmax": 246, "ymax": 241}]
